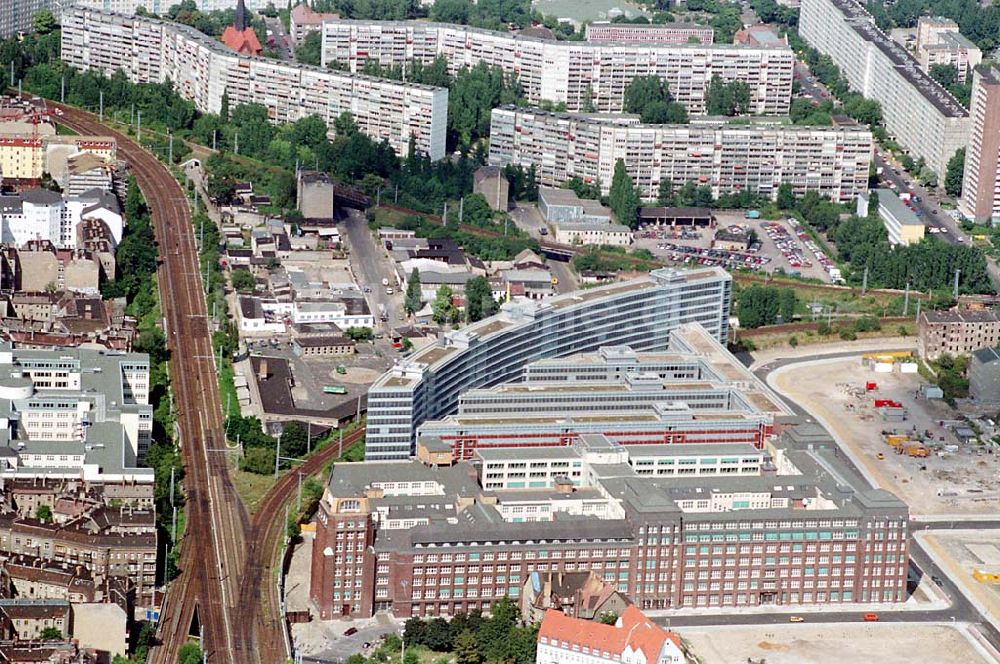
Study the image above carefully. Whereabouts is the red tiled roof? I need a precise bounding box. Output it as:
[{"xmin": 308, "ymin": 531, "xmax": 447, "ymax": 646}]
[
  {"xmin": 538, "ymin": 606, "xmax": 680, "ymax": 663},
  {"xmin": 221, "ymin": 26, "xmax": 263, "ymax": 56}
]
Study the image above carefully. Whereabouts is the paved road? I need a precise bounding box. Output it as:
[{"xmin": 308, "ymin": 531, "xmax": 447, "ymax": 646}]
[
  {"xmin": 264, "ymin": 16, "xmax": 293, "ymax": 59},
  {"xmin": 508, "ymin": 202, "xmax": 578, "ymax": 293},
  {"xmin": 748, "ymin": 351, "xmax": 1000, "ymax": 649},
  {"xmin": 342, "ymin": 209, "xmax": 404, "ymax": 332}
]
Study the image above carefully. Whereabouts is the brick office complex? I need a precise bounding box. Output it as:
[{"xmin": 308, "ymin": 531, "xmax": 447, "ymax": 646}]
[
  {"xmin": 60, "ymin": 8, "xmax": 447, "ymax": 159},
  {"xmin": 309, "ymin": 424, "xmax": 909, "ymax": 619},
  {"xmin": 320, "ymin": 20, "xmax": 793, "ymax": 115},
  {"xmin": 489, "ymin": 107, "xmax": 873, "ymax": 199}
]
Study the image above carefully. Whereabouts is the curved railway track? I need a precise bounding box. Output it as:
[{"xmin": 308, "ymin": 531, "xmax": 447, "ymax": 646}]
[{"xmin": 50, "ymin": 101, "xmax": 367, "ymax": 663}]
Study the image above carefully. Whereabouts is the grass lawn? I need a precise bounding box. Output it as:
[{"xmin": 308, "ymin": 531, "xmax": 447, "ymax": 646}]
[
  {"xmin": 55, "ymin": 123, "xmax": 78, "ymax": 136},
  {"xmin": 232, "ymin": 469, "xmax": 279, "ymax": 514},
  {"xmin": 743, "ymin": 322, "xmax": 916, "ymax": 351}
]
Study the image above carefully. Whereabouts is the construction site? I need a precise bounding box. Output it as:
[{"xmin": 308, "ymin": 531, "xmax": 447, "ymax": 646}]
[{"xmin": 769, "ymin": 351, "xmax": 1000, "ymax": 516}]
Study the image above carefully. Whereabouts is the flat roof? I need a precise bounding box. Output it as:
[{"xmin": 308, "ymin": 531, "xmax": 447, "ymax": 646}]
[{"xmin": 827, "ymin": 0, "xmax": 967, "ymax": 118}]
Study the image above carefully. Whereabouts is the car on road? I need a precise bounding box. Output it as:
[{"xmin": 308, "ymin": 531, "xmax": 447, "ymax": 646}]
[
  {"xmin": 932, "ymin": 575, "xmax": 943, "ymax": 586},
  {"xmin": 344, "ymin": 627, "xmax": 358, "ymax": 636},
  {"xmin": 386, "ymin": 287, "xmax": 394, "ymax": 295},
  {"xmin": 539, "ymin": 227, "xmax": 548, "ymax": 235},
  {"xmin": 863, "ymin": 613, "xmax": 879, "ymax": 622},
  {"xmin": 382, "ymin": 278, "xmax": 389, "ymax": 287},
  {"xmin": 789, "ymin": 616, "xmax": 805, "ymax": 622},
  {"xmin": 876, "ymin": 452, "xmax": 885, "ymax": 460},
  {"xmin": 364, "ymin": 286, "xmax": 371, "ymax": 293}
]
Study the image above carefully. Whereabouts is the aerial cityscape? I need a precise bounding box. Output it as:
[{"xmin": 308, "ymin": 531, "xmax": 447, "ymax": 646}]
[{"xmin": 1, "ymin": 0, "xmax": 1000, "ymax": 662}]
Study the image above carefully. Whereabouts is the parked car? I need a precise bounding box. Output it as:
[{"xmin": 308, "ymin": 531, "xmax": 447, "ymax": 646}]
[
  {"xmin": 344, "ymin": 627, "xmax": 358, "ymax": 636},
  {"xmin": 863, "ymin": 613, "xmax": 879, "ymax": 622},
  {"xmin": 789, "ymin": 616, "xmax": 805, "ymax": 623}
]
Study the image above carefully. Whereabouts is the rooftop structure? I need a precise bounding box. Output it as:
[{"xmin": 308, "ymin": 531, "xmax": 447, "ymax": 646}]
[
  {"xmin": 61, "ymin": 8, "xmax": 448, "ymax": 160},
  {"xmin": 365, "ymin": 267, "xmax": 732, "ymax": 460},
  {"xmin": 489, "ymin": 107, "xmax": 872, "ymax": 201},
  {"xmin": 537, "ymin": 606, "xmax": 685, "ymax": 664},
  {"xmin": 415, "ymin": 324, "xmax": 792, "ymax": 461},
  {"xmin": 856, "ymin": 189, "xmax": 924, "ymax": 246},
  {"xmin": 915, "ymin": 16, "xmax": 981, "ymax": 84},
  {"xmin": 309, "ymin": 424, "xmax": 909, "ymax": 619},
  {"xmin": 320, "ymin": 20, "xmax": 793, "ymax": 115},
  {"xmin": 799, "ymin": 0, "xmax": 968, "ymax": 180},
  {"xmin": 0, "ymin": 344, "xmax": 153, "ymax": 482}
]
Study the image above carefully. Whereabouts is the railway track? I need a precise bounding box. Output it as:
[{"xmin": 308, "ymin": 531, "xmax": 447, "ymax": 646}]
[{"xmin": 46, "ymin": 102, "xmax": 247, "ymax": 663}]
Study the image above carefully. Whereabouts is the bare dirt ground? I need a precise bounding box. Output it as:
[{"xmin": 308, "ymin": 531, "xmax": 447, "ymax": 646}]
[
  {"xmin": 683, "ymin": 623, "xmax": 987, "ymax": 664},
  {"xmin": 921, "ymin": 531, "xmax": 1000, "ymax": 633},
  {"xmin": 769, "ymin": 357, "xmax": 1000, "ymax": 515}
]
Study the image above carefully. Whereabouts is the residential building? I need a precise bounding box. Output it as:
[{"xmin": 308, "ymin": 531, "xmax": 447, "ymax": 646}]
[
  {"xmin": 72, "ymin": 0, "xmax": 275, "ymax": 12},
  {"xmin": 0, "ymin": 136, "xmax": 116, "ymax": 182},
  {"xmin": 297, "ymin": 171, "xmax": 336, "ymax": 220},
  {"xmin": 320, "ymin": 20, "xmax": 794, "ymax": 115},
  {"xmin": 959, "ymin": 67, "xmax": 1000, "ymax": 223},
  {"xmin": 537, "ymin": 606, "xmax": 685, "ymax": 664},
  {"xmin": 0, "ymin": 0, "xmax": 59, "ymax": 39},
  {"xmin": 915, "ymin": 17, "xmax": 981, "ymax": 84},
  {"xmin": 414, "ymin": 324, "xmax": 791, "ymax": 461},
  {"xmin": 309, "ymin": 423, "xmax": 910, "ymax": 619},
  {"xmin": 365, "ymin": 267, "xmax": 732, "ymax": 459},
  {"xmin": 60, "ymin": 8, "xmax": 448, "ymax": 160},
  {"xmin": 290, "ymin": 2, "xmax": 339, "ymax": 45},
  {"xmin": 292, "ymin": 335, "xmax": 356, "ymax": 357},
  {"xmin": 734, "ymin": 24, "xmax": 788, "ymax": 48},
  {"xmin": 0, "ymin": 599, "xmax": 70, "ymax": 641},
  {"xmin": 63, "ymin": 154, "xmax": 115, "ymax": 198},
  {"xmin": 584, "ymin": 21, "xmax": 714, "ymax": 44},
  {"xmin": 237, "ymin": 295, "xmax": 373, "ymax": 334},
  {"xmin": 0, "ymin": 189, "xmax": 123, "ymax": 251},
  {"xmin": 917, "ymin": 309, "xmax": 1000, "ymax": 360},
  {"xmin": 0, "ymin": 344, "xmax": 155, "ymax": 478},
  {"xmin": 521, "ymin": 571, "xmax": 631, "ymax": 623},
  {"xmin": 490, "ymin": 108, "xmax": 873, "ymax": 200},
  {"xmin": 473, "ymin": 166, "xmax": 509, "ymax": 212},
  {"xmin": 856, "ymin": 189, "xmax": 925, "ymax": 246},
  {"xmin": 969, "ymin": 347, "xmax": 1000, "ymax": 402},
  {"xmin": 539, "ymin": 188, "xmax": 613, "ymax": 224},
  {"xmin": 799, "ymin": 0, "xmax": 968, "ymax": 180}
]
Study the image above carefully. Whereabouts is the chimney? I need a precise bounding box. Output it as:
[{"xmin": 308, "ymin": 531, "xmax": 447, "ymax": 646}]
[{"xmin": 554, "ymin": 477, "xmax": 574, "ymax": 494}]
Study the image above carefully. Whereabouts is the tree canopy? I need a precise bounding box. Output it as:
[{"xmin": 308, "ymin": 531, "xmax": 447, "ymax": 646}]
[{"xmin": 623, "ymin": 76, "xmax": 688, "ymax": 124}]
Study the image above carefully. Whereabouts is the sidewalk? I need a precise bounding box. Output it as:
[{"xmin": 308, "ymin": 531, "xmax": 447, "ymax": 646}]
[{"xmin": 916, "ymin": 530, "xmax": 1000, "ymax": 634}]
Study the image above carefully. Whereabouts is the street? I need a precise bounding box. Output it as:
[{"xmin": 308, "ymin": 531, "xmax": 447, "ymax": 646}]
[
  {"xmin": 341, "ymin": 209, "xmax": 405, "ymax": 333},
  {"xmin": 509, "ymin": 202, "xmax": 578, "ymax": 293}
]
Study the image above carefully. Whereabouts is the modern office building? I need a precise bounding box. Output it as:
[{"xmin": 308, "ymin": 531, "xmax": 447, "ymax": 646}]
[
  {"xmin": 309, "ymin": 424, "xmax": 910, "ymax": 619},
  {"xmin": 584, "ymin": 21, "xmax": 714, "ymax": 45},
  {"xmin": 959, "ymin": 67, "xmax": 1000, "ymax": 223},
  {"xmin": 489, "ymin": 107, "xmax": 873, "ymax": 200},
  {"xmin": 0, "ymin": 344, "xmax": 154, "ymax": 481},
  {"xmin": 799, "ymin": 0, "xmax": 968, "ymax": 180},
  {"xmin": 918, "ymin": 309, "xmax": 1000, "ymax": 360},
  {"xmin": 914, "ymin": 17, "xmax": 981, "ymax": 84},
  {"xmin": 60, "ymin": 8, "xmax": 448, "ymax": 160},
  {"xmin": 365, "ymin": 267, "xmax": 732, "ymax": 460},
  {"xmin": 320, "ymin": 20, "xmax": 794, "ymax": 115},
  {"xmin": 856, "ymin": 189, "xmax": 925, "ymax": 246},
  {"xmin": 0, "ymin": 0, "xmax": 60, "ymax": 39},
  {"xmin": 415, "ymin": 324, "xmax": 793, "ymax": 461}
]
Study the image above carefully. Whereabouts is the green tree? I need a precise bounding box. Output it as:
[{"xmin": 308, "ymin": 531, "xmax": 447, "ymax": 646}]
[
  {"xmin": 929, "ymin": 63, "xmax": 958, "ymax": 89},
  {"xmin": 608, "ymin": 160, "xmax": 640, "ymax": 229},
  {"xmin": 464, "ymin": 275, "xmax": 497, "ymax": 323},
  {"xmin": 296, "ymin": 31, "xmax": 323, "ymax": 66},
  {"xmin": 241, "ymin": 446, "xmax": 276, "ymax": 475},
  {"xmin": 40, "ymin": 627, "xmax": 62, "ymax": 640},
  {"xmin": 231, "ymin": 268, "xmax": 256, "ymax": 293},
  {"xmin": 178, "ymin": 643, "xmax": 203, "ymax": 664},
  {"xmin": 776, "ymin": 183, "xmax": 796, "ymax": 210},
  {"xmin": 432, "ymin": 285, "xmax": 459, "ymax": 325},
  {"xmin": 33, "ymin": 9, "xmax": 57, "ymax": 35},
  {"xmin": 945, "ymin": 148, "xmax": 965, "ymax": 198},
  {"xmin": 623, "ymin": 75, "xmax": 687, "ymax": 124},
  {"xmin": 779, "ymin": 288, "xmax": 797, "ymax": 322},
  {"xmin": 35, "ymin": 504, "xmax": 52, "ymax": 523},
  {"xmin": 405, "ymin": 268, "xmax": 422, "ymax": 315},
  {"xmin": 220, "ymin": 90, "xmax": 230, "ymax": 122},
  {"xmin": 279, "ymin": 421, "xmax": 310, "ymax": 458},
  {"xmin": 737, "ymin": 285, "xmax": 783, "ymax": 328},
  {"xmin": 454, "ymin": 629, "xmax": 482, "ymax": 664},
  {"xmin": 706, "ymin": 76, "xmax": 751, "ymax": 116},
  {"xmin": 867, "ymin": 190, "xmax": 880, "ymax": 219},
  {"xmin": 598, "ymin": 611, "xmax": 619, "ymax": 625}
]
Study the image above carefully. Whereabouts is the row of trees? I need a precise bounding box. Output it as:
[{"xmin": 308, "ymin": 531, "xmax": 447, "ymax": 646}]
[
  {"xmin": 623, "ymin": 75, "xmax": 689, "ymax": 124},
  {"xmin": 399, "ymin": 599, "xmax": 537, "ymax": 664},
  {"xmin": 833, "ymin": 214, "xmax": 992, "ymax": 293},
  {"xmin": 736, "ymin": 284, "xmax": 798, "ymax": 328}
]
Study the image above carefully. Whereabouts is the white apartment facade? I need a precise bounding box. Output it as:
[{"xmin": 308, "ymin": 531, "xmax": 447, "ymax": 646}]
[
  {"xmin": 799, "ymin": 0, "xmax": 968, "ymax": 180},
  {"xmin": 489, "ymin": 107, "xmax": 873, "ymax": 200},
  {"xmin": 0, "ymin": 189, "xmax": 123, "ymax": 250},
  {"xmin": 320, "ymin": 20, "xmax": 794, "ymax": 115},
  {"xmin": 72, "ymin": 0, "xmax": 273, "ymax": 13},
  {"xmin": 61, "ymin": 8, "xmax": 448, "ymax": 160},
  {"xmin": 0, "ymin": 0, "xmax": 60, "ymax": 39}
]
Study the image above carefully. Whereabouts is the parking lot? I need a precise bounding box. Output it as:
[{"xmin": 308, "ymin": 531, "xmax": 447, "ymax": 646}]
[
  {"xmin": 769, "ymin": 356, "xmax": 1000, "ymax": 516},
  {"xmin": 635, "ymin": 212, "xmax": 836, "ymax": 282}
]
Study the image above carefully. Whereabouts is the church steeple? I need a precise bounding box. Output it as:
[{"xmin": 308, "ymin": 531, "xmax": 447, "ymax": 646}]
[{"xmin": 234, "ymin": 0, "xmax": 250, "ymax": 32}]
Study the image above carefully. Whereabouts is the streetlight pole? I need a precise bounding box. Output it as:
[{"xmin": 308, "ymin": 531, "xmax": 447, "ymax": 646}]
[{"xmin": 274, "ymin": 432, "xmax": 282, "ymax": 478}]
